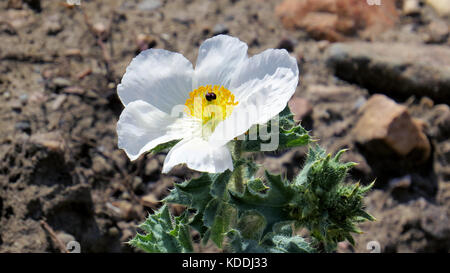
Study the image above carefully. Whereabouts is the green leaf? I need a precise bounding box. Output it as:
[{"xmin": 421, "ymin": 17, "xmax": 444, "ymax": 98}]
[
  {"xmin": 129, "ymin": 204, "xmax": 193, "ymax": 253},
  {"xmin": 236, "ymin": 210, "xmax": 266, "ymax": 241},
  {"xmin": 164, "ymin": 170, "xmax": 237, "ymax": 247},
  {"xmin": 164, "ymin": 173, "xmax": 214, "ymax": 236},
  {"xmin": 261, "ymin": 222, "xmax": 315, "ymax": 253},
  {"xmin": 226, "ymin": 230, "xmax": 267, "ymax": 253},
  {"xmin": 241, "ymin": 105, "xmax": 310, "ymax": 152},
  {"xmin": 149, "ymin": 140, "xmax": 180, "ymax": 154},
  {"xmin": 247, "ymin": 178, "xmax": 268, "ymax": 193},
  {"xmin": 204, "ymin": 200, "xmax": 237, "ymax": 248},
  {"xmin": 229, "ymin": 170, "xmax": 295, "ymax": 235},
  {"xmin": 226, "ymin": 222, "xmax": 314, "ymax": 253}
]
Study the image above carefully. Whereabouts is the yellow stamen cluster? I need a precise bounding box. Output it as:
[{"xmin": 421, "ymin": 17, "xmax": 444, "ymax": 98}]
[{"xmin": 185, "ymin": 85, "xmax": 238, "ymax": 134}]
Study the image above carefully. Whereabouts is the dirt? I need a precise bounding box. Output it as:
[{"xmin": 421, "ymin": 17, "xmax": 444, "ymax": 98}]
[{"xmin": 0, "ymin": 0, "xmax": 449, "ymax": 253}]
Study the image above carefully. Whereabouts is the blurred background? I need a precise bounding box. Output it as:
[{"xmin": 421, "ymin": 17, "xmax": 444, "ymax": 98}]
[{"xmin": 0, "ymin": 0, "xmax": 449, "ymax": 253}]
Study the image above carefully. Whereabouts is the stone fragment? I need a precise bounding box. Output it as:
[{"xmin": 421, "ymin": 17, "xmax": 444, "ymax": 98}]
[
  {"xmin": 326, "ymin": 42, "xmax": 450, "ymax": 103},
  {"xmin": 275, "ymin": 0, "xmax": 398, "ymax": 41},
  {"xmin": 353, "ymin": 94, "xmax": 431, "ymax": 163}
]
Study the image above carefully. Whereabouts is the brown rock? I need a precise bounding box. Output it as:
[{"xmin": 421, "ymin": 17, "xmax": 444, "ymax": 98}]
[
  {"xmin": 353, "ymin": 94, "xmax": 431, "ymax": 164},
  {"xmin": 110, "ymin": 201, "xmax": 138, "ymax": 220},
  {"xmin": 92, "ymin": 155, "xmax": 112, "ymax": 174},
  {"xmin": 141, "ymin": 193, "xmax": 159, "ymax": 209},
  {"xmin": 326, "ymin": 42, "xmax": 450, "ymax": 103},
  {"xmin": 29, "ymin": 132, "xmax": 65, "ymax": 152},
  {"xmin": 275, "ymin": 0, "xmax": 398, "ymax": 41},
  {"xmin": 145, "ymin": 157, "xmax": 160, "ymax": 176},
  {"xmin": 288, "ymin": 97, "xmax": 313, "ymax": 121},
  {"xmin": 426, "ymin": 20, "xmax": 449, "ymax": 44}
]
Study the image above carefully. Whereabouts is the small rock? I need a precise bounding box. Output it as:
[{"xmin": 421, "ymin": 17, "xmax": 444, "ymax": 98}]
[
  {"xmin": 92, "ymin": 155, "xmax": 112, "ymax": 174},
  {"xmin": 19, "ymin": 93, "xmax": 28, "ymax": 104},
  {"xmin": 426, "ymin": 20, "xmax": 449, "ymax": 44},
  {"xmin": 352, "ymin": 94, "xmax": 431, "ymax": 172},
  {"xmin": 137, "ymin": 0, "xmax": 162, "ymax": 11},
  {"xmin": 141, "ymin": 193, "xmax": 159, "ymax": 208},
  {"xmin": 389, "ymin": 175, "xmax": 412, "ymax": 190},
  {"xmin": 108, "ymin": 227, "xmax": 120, "ymax": 237},
  {"xmin": 93, "ymin": 22, "xmax": 106, "ymax": 36},
  {"xmin": 51, "ymin": 94, "xmax": 67, "ymax": 110},
  {"xmin": 136, "ymin": 33, "xmax": 156, "ymax": 52},
  {"xmin": 288, "ymin": 97, "xmax": 313, "ymax": 121},
  {"xmin": 317, "ymin": 40, "xmax": 330, "ymax": 51},
  {"xmin": 132, "ymin": 176, "xmax": 144, "ymax": 193},
  {"xmin": 275, "ymin": 0, "xmax": 399, "ymax": 41},
  {"xmin": 30, "ymin": 132, "xmax": 65, "ymax": 152},
  {"xmin": 64, "ymin": 48, "xmax": 81, "ymax": 57},
  {"xmin": 145, "ymin": 157, "xmax": 160, "ymax": 176},
  {"xmin": 51, "ymin": 77, "xmax": 71, "ymax": 89},
  {"xmin": 111, "ymin": 150, "xmax": 127, "ymax": 170},
  {"xmin": 212, "ymin": 23, "xmax": 229, "ymax": 35},
  {"xmin": 403, "ymin": 0, "xmax": 421, "ymax": 15},
  {"xmin": 110, "ymin": 201, "xmax": 135, "ymax": 220}
]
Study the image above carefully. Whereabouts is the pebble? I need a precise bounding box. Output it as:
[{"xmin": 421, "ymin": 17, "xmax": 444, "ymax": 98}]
[
  {"xmin": 213, "ymin": 23, "xmax": 229, "ymax": 35},
  {"xmin": 137, "ymin": 0, "xmax": 162, "ymax": 11},
  {"xmin": 353, "ymin": 94, "xmax": 430, "ymax": 163},
  {"xmin": 52, "ymin": 77, "xmax": 71, "ymax": 89}
]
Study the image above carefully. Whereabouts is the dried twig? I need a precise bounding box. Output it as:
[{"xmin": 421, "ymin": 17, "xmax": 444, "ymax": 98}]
[{"xmin": 40, "ymin": 220, "xmax": 69, "ymax": 253}]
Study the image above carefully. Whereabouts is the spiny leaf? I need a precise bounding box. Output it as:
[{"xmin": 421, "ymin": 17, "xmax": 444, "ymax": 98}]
[
  {"xmin": 129, "ymin": 204, "xmax": 193, "ymax": 253},
  {"xmin": 204, "ymin": 200, "xmax": 237, "ymax": 248},
  {"xmin": 164, "ymin": 169, "xmax": 238, "ymax": 246},
  {"xmin": 227, "ymin": 222, "xmax": 314, "ymax": 253},
  {"xmin": 241, "ymin": 105, "xmax": 310, "ymax": 152},
  {"xmin": 229, "ymin": 170, "xmax": 295, "ymax": 235},
  {"xmin": 236, "ymin": 210, "xmax": 266, "ymax": 241}
]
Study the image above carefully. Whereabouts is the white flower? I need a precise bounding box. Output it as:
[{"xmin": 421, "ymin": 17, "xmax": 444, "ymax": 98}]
[{"xmin": 116, "ymin": 35, "xmax": 299, "ymax": 173}]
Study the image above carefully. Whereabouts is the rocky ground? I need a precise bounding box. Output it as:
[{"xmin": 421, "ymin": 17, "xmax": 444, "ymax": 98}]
[{"xmin": 0, "ymin": 0, "xmax": 449, "ymax": 253}]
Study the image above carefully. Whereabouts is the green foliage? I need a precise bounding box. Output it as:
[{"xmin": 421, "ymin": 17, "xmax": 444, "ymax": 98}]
[
  {"xmin": 229, "ymin": 171, "xmax": 294, "ymax": 235},
  {"xmin": 227, "ymin": 221, "xmax": 314, "ymax": 253},
  {"xmin": 229, "ymin": 145, "xmax": 374, "ymax": 252},
  {"xmin": 129, "ymin": 204, "xmax": 193, "ymax": 253},
  {"xmin": 129, "ymin": 106, "xmax": 375, "ymax": 253},
  {"xmin": 148, "ymin": 140, "xmax": 180, "ymax": 154},
  {"xmin": 290, "ymin": 146, "xmax": 375, "ymax": 252},
  {"xmin": 164, "ymin": 169, "xmax": 239, "ymax": 248},
  {"xmin": 241, "ymin": 105, "xmax": 310, "ymax": 152}
]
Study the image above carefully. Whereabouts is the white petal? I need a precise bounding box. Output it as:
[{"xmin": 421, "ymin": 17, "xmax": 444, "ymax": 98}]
[
  {"xmin": 117, "ymin": 100, "xmax": 198, "ymax": 161},
  {"xmin": 162, "ymin": 138, "xmax": 233, "ymax": 173},
  {"xmin": 230, "ymin": 49, "xmax": 299, "ymax": 101},
  {"xmin": 209, "ymin": 49, "xmax": 299, "ymax": 147},
  {"xmin": 117, "ymin": 49, "xmax": 194, "ymax": 114},
  {"xmin": 194, "ymin": 35, "xmax": 248, "ymax": 88}
]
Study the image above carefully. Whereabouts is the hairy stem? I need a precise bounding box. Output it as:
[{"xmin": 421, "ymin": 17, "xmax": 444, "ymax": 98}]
[{"xmin": 232, "ymin": 140, "xmax": 244, "ymax": 193}]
